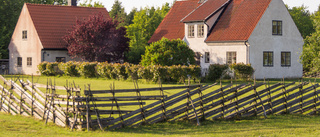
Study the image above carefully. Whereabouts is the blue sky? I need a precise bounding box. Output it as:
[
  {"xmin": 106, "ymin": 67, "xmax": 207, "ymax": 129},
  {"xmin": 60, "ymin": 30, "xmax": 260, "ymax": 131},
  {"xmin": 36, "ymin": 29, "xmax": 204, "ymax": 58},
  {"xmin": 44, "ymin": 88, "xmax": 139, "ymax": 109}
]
[{"xmin": 80, "ymin": 0, "xmax": 320, "ymax": 13}]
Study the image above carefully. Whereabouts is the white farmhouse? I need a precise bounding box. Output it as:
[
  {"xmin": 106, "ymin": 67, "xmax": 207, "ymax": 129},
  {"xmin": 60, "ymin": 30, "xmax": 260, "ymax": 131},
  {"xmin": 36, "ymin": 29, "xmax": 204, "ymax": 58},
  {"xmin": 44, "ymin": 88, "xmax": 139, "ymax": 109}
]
[
  {"xmin": 149, "ymin": 0, "xmax": 303, "ymax": 79},
  {"xmin": 8, "ymin": 0, "xmax": 110, "ymax": 75}
]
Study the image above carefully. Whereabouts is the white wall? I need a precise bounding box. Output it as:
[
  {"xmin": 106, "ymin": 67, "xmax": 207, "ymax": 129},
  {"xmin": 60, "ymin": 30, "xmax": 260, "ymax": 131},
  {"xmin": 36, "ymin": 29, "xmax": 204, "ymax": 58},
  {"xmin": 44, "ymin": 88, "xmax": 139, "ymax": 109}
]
[
  {"xmin": 248, "ymin": 0, "xmax": 304, "ymax": 79},
  {"xmin": 184, "ymin": 22, "xmax": 248, "ymax": 73}
]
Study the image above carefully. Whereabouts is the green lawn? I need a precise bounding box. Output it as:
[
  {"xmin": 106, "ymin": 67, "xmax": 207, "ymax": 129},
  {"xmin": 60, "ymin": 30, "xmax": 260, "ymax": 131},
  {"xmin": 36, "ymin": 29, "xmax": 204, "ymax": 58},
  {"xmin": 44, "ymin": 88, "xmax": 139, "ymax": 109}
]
[
  {"xmin": 1, "ymin": 112, "xmax": 320, "ymax": 137},
  {"xmin": 1, "ymin": 75, "xmax": 320, "ymax": 136}
]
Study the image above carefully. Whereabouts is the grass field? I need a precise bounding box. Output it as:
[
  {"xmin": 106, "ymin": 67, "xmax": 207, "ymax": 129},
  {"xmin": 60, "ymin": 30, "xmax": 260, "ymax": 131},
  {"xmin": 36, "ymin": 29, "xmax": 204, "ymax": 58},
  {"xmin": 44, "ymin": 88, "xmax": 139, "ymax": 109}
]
[
  {"xmin": 1, "ymin": 112, "xmax": 320, "ymax": 137},
  {"xmin": 1, "ymin": 75, "xmax": 320, "ymax": 136}
]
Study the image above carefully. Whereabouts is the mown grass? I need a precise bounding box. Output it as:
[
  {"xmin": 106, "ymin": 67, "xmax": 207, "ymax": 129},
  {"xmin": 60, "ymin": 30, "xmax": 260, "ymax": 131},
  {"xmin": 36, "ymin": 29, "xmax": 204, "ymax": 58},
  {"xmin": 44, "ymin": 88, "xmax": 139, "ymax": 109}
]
[
  {"xmin": 1, "ymin": 75, "xmax": 320, "ymax": 136},
  {"xmin": 1, "ymin": 112, "xmax": 320, "ymax": 137}
]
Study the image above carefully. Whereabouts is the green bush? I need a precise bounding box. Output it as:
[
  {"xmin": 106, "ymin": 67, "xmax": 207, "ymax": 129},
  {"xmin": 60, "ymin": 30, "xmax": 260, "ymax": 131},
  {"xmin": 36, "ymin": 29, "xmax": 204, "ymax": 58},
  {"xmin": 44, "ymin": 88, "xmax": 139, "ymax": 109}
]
[
  {"xmin": 113, "ymin": 63, "xmax": 128, "ymax": 80},
  {"xmin": 78, "ymin": 62, "xmax": 97, "ymax": 78},
  {"xmin": 37, "ymin": 61, "xmax": 201, "ymax": 83},
  {"xmin": 38, "ymin": 62, "xmax": 48, "ymax": 75},
  {"xmin": 58, "ymin": 61, "xmax": 79, "ymax": 76},
  {"xmin": 141, "ymin": 38, "xmax": 196, "ymax": 66},
  {"xmin": 230, "ymin": 63, "xmax": 254, "ymax": 80},
  {"xmin": 206, "ymin": 64, "xmax": 228, "ymax": 82},
  {"xmin": 46, "ymin": 62, "xmax": 60, "ymax": 76},
  {"xmin": 137, "ymin": 66, "xmax": 153, "ymax": 81}
]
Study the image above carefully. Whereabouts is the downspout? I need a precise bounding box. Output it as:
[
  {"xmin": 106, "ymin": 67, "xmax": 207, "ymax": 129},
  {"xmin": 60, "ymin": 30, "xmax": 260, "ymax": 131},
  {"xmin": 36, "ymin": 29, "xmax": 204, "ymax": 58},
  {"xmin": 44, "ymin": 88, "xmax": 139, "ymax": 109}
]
[
  {"xmin": 42, "ymin": 50, "xmax": 46, "ymax": 62},
  {"xmin": 245, "ymin": 40, "xmax": 249, "ymax": 64}
]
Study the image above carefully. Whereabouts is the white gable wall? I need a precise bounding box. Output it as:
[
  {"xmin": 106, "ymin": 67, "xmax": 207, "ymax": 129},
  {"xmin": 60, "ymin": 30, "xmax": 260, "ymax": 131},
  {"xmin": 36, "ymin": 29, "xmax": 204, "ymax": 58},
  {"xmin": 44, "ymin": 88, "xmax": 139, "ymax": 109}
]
[
  {"xmin": 248, "ymin": 0, "xmax": 303, "ymax": 79},
  {"xmin": 8, "ymin": 4, "xmax": 42, "ymax": 75}
]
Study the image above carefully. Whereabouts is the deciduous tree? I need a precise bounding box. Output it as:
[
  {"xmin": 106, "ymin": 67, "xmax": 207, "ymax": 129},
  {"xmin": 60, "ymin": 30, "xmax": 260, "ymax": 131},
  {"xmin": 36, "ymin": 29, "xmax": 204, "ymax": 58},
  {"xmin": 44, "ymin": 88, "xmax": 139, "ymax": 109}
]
[
  {"xmin": 287, "ymin": 5, "xmax": 314, "ymax": 38},
  {"xmin": 141, "ymin": 38, "xmax": 195, "ymax": 66},
  {"xmin": 64, "ymin": 13, "xmax": 129, "ymax": 62},
  {"xmin": 126, "ymin": 3, "xmax": 170, "ymax": 64}
]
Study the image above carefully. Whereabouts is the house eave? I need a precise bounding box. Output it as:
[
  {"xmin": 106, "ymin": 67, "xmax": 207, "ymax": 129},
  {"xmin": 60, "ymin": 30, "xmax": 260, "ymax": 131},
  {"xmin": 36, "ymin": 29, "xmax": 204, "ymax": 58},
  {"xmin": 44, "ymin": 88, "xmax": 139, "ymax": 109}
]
[{"xmin": 206, "ymin": 40, "xmax": 247, "ymax": 46}]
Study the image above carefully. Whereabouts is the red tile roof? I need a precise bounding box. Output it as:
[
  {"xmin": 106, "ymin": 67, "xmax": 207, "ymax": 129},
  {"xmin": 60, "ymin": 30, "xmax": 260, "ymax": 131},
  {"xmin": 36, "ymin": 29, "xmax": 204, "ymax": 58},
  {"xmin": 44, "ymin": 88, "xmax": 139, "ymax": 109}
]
[
  {"xmin": 182, "ymin": 0, "xmax": 230, "ymax": 22},
  {"xmin": 148, "ymin": 0, "xmax": 201, "ymax": 43},
  {"xmin": 149, "ymin": 0, "xmax": 272, "ymax": 43},
  {"xmin": 26, "ymin": 3, "xmax": 110, "ymax": 49},
  {"xmin": 206, "ymin": 0, "xmax": 272, "ymax": 42}
]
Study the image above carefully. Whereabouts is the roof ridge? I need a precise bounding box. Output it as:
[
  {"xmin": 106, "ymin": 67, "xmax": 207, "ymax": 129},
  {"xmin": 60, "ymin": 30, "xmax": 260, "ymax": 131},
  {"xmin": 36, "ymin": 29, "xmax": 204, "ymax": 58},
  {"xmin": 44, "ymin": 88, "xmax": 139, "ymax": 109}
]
[
  {"xmin": 25, "ymin": 3, "xmax": 106, "ymax": 9},
  {"xmin": 204, "ymin": 0, "xmax": 231, "ymax": 21},
  {"xmin": 180, "ymin": 0, "xmax": 208, "ymax": 22}
]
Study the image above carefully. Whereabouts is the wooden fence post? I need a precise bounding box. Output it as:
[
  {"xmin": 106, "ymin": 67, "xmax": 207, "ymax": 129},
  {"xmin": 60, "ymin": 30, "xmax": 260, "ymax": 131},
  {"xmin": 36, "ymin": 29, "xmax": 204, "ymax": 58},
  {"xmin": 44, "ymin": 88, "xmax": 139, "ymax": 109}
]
[
  {"xmin": 159, "ymin": 79, "xmax": 167, "ymax": 121},
  {"xmin": 219, "ymin": 80, "xmax": 225, "ymax": 119}
]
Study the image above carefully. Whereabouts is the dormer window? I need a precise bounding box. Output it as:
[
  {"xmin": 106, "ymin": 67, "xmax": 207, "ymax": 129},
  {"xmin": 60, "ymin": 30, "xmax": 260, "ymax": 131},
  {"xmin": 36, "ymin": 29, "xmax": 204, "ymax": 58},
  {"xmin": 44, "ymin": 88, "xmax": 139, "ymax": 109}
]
[
  {"xmin": 272, "ymin": 20, "xmax": 282, "ymax": 35},
  {"xmin": 188, "ymin": 25, "xmax": 194, "ymax": 37},
  {"xmin": 22, "ymin": 30, "xmax": 27, "ymax": 40},
  {"xmin": 197, "ymin": 24, "xmax": 204, "ymax": 38}
]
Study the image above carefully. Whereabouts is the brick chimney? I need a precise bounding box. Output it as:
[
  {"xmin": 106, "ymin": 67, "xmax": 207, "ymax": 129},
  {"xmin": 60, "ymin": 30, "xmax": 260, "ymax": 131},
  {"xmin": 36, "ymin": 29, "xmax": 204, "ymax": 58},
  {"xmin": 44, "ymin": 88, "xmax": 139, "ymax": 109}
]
[{"xmin": 68, "ymin": 0, "xmax": 77, "ymax": 6}]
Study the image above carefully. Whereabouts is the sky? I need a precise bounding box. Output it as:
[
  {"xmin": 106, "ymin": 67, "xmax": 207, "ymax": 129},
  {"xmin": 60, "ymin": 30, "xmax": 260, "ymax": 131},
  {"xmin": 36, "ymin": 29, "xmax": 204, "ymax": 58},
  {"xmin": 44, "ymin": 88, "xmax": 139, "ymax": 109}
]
[{"xmin": 78, "ymin": 0, "xmax": 320, "ymax": 14}]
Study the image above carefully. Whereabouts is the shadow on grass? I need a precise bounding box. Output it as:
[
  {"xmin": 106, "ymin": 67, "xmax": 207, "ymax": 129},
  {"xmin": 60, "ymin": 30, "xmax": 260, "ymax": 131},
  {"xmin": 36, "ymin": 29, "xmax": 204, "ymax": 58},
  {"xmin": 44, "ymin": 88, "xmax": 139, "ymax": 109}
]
[{"xmin": 111, "ymin": 114, "xmax": 320, "ymax": 136}]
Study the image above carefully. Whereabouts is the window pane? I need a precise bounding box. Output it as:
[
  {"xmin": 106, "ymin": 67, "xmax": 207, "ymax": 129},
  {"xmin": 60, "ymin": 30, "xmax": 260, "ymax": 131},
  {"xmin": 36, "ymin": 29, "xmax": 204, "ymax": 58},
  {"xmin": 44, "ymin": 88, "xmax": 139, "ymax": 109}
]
[{"xmin": 278, "ymin": 21, "xmax": 282, "ymax": 35}]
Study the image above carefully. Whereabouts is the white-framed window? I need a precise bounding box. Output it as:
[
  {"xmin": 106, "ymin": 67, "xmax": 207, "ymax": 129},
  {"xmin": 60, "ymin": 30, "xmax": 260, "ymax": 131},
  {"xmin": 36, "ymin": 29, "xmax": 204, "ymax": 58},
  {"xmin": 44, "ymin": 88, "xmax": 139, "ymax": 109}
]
[
  {"xmin": 263, "ymin": 51, "xmax": 273, "ymax": 67},
  {"xmin": 17, "ymin": 57, "xmax": 22, "ymax": 67},
  {"xmin": 281, "ymin": 52, "xmax": 291, "ymax": 67},
  {"xmin": 188, "ymin": 25, "xmax": 194, "ymax": 37},
  {"xmin": 272, "ymin": 20, "xmax": 282, "ymax": 35},
  {"xmin": 197, "ymin": 24, "xmax": 204, "ymax": 38},
  {"xmin": 22, "ymin": 30, "xmax": 27, "ymax": 40},
  {"xmin": 226, "ymin": 52, "xmax": 237, "ymax": 64},
  {"xmin": 27, "ymin": 57, "xmax": 32, "ymax": 66},
  {"xmin": 205, "ymin": 52, "xmax": 210, "ymax": 63}
]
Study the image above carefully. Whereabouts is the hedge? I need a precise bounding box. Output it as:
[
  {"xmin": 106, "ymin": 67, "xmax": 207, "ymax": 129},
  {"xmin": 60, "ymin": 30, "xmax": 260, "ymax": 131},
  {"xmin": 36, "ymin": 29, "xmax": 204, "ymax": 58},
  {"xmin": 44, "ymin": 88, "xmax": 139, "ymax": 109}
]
[
  {"xmin": 38, "ymin": 61, "xmax": 201, "ymax": 83},
  {"xmin": 38, "ymin": 62, "xmax": 253, "ymax": 82}
]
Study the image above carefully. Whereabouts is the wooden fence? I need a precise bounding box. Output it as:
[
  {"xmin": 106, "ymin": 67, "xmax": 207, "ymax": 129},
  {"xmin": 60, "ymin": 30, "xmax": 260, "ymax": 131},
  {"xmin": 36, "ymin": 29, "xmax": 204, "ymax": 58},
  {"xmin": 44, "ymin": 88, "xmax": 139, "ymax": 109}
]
[{"xmin": 1, "ymin": 75, "xmax": 320, "ymax": 131}]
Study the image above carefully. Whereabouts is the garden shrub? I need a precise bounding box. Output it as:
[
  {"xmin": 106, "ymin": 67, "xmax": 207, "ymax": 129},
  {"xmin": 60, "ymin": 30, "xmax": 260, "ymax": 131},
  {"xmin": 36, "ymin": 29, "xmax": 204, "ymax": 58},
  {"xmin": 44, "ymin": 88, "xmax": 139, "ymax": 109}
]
[
  {"xmin": 229, "ymin": 63, "xmax": 254, "ymax": 80},
  {"xmin": 58, "ymin": 61, "xmax": 79, "ymax": 76},
  {"xmin": 46, "ymin": 62, "xmax": 60, "ymax": 76},
  {"xmin": 37, "ymin": 61, "xmax": 201, "ymax": 83},
  {"xmin": 38, "ymin": 62, "xmax": 48, "ymax": 75},
  {"xmin": 113, "ymin": 63, "xmax": 128, "ymax": 80},
  {"xmin": 137, "ymin": 66, "xmax": 153, "ymax": 81},
  {"xmin": 206, "ymin": 64, "xmax": 228, "ymax": 82},
  {"xmin": 78, "ymin": 62, "xmax": 97, "ymax": 78}
]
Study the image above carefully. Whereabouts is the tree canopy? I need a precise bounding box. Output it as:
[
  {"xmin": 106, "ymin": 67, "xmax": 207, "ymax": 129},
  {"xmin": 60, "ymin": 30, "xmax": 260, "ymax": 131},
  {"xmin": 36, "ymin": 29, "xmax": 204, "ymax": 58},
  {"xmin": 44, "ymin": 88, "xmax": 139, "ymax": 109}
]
[
  {"xmin": 300, "ymin": 6, "xmax": 320, "ymax": 75},
  {"xmin": 287, "ymin": 5, "xmax": 315, "ymax": 38},
  {"xmin": 64, "ymin": 13, "xmax": 129, "ymax": 62},
  {"xmin": 79, "ymin": 0, "xmax": 104, "ymax": 8},
  {"xmin": 141, "ymin": 38, "xmax": 195, "ymax": 66},
  {"xmin": 125, "ymin": 3, "xmax": 171, "ymax": 64}
]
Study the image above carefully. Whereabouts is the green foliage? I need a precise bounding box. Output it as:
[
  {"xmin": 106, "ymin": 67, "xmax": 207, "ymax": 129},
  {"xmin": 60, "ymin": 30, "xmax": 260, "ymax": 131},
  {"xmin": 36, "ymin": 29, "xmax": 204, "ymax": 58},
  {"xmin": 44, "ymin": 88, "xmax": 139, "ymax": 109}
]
[
  {"xmin": 109, "ymin": 0, "xmax": 127, "ymax": 27},
  {"xmin": 112, "ymin": 63, "xmax": 128, "ymax": 80},
  {"xmin": 37, "ymin": 62, "xmax": 48, "ymax": 75},
  {"xmin": 58, "ymin": 61, "xmax": 79, "ymax": 76},
  {"xmin": 287, "ymin": 5, "xmax": 315, "ymax": 38},
  {"xmin": 77, "ymin": 62, "xmax": 97, "ymax": 78},
  {"xmin": 45, "ymin": 62, "xmax": 59, "ymax": 76},
  {"xmin": 79, "ymin": 0, "xmax": 104, "ymax": 8},
  {"xmin": 126, "ymin": 4, "xmax": 171, "ymax": 64},
  {"xmin": 37, "ymin": 61, "xmax": 200, "ymax": 83},
  {"xmin": 230, "ymin": 63, "xmax": 254, "ymax": 80},
  {"xmin": 300, "ymin": 7, "xmax": 320, "ymax": 75},
  {"xmin": 141, "ymin": 38, "xmax": 196, "ymax": 66},
  {"xmin": 205, "ymin": 64, "xmax": 228, "ymax": 82}
]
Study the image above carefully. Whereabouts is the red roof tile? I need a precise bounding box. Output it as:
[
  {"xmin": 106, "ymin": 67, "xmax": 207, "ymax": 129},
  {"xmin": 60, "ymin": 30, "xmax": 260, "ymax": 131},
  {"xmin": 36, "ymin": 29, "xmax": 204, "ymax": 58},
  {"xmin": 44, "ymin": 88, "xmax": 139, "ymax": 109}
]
[
  {"xmin": 206, "ymin": 0, "xmax": 272, "ymax": 42},
  {"xmin": 182, "ymin": 0, "xmax": 230, "ymax": 22},
  {"xmin": 148, "ymin": 0, "xmax": 201, "ymax": 43},
  {"xmin": 26, "ymin": 3, "xmax": 110, "ymax": 49}
]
